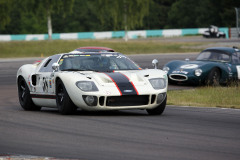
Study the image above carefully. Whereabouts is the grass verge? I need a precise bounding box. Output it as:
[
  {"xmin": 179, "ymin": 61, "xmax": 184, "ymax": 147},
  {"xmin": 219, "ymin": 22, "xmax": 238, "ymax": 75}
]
[
  {"xmin": 0, "ymin": 39, "xmax": 205, "ymax": 58},
  {"xmin": 167, "ymin": 85, "xmax": 240, "ymax": 109}
]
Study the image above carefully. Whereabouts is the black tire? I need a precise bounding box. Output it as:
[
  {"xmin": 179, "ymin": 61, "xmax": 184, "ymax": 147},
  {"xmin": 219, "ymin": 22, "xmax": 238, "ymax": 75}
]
[
  {"xmin": 56, "ymin": 79, "xmax": 77, "ymax": 115},
  {"xmin": 18, "ymin": 77, "xmax": 41, "ymax": 111},
  {"xmin": 205, "ymin": 68, "xmax": 220, "ymax": 86},
  {"xmin": 147, "ymin": 95, "xmax": 167, "ymax": 115}
]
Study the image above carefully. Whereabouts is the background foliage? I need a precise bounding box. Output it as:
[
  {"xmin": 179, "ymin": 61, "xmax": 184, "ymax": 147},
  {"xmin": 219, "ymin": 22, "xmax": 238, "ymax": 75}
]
[{"xmin": 0, "ymin": 0, "xmax": 240, "ymax": 34}]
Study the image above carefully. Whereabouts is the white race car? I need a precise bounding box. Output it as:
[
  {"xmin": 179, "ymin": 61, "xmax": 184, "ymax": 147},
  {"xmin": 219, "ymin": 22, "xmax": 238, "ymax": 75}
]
[{"xmin": 17, "ymin": 52, "xmax": 168, "ymax": 115}]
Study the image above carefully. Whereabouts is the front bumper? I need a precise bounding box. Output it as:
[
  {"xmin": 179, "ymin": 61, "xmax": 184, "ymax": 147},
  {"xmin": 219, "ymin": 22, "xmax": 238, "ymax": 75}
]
[
  {"xmin": 73, "ymin": 92, "xmax": 167, "ymax": 111},
  {"xmin": 169, "ymin": 73, "xmax": 204, "ymax": 85}
]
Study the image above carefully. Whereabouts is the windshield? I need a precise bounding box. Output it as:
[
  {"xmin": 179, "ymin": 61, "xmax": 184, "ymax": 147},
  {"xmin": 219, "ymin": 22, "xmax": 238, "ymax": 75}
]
[
  {"xmin": 196, "ymin": 51, "xmax": 230, "ymax": 62},
  {"xmin": 58, "ymin": 53, "xmax": 141, "ymax": 72}
]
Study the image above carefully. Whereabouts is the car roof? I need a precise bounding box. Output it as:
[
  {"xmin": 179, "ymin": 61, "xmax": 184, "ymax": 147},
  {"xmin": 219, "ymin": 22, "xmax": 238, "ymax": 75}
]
[
  {"xmin": 64, "ymin": 51, "xmax": 120, "ymax": 56},
  {"xmin": 203, "ymin": 47, "xmax": 239, "ymax": 54},
  {"xmin": 75, "ymin": 46, "xmax": 114, "ymax": 52}
]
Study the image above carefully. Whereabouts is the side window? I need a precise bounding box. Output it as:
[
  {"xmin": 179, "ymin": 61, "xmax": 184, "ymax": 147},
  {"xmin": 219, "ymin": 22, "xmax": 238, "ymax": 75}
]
[
  {"xmin": 219, "ymin": 53, "xmax": 230, "ymax": 62},
  {"xmin": 39, "ymin": 58, "xmax": 51, "ymax": 72},
  {"xmin": 39, "ymin": 55, "xmax": 61, "ymax": 72},
  {"xmin": 232, "ymin": 52, "xmax": 240, "ymax": 65}
]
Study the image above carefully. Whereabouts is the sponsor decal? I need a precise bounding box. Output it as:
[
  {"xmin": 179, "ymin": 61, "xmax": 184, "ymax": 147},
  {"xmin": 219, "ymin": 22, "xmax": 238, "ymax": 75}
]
[
  {"xmin": 59, "ymin": 59, "xmax": 64, "ymax": 65},
  {"xmin": 42, "ymin": 77, "xmax": 48, "ymax": 92},
  {"xmin": 116, "ymin": 55, "xmax": 125, "ymax": 59},
  {"xmin": 123, "ymin": 90, "xmax": 133, "ymax": 93},
  {"xmin": 180, "ymin": 64, "xmax": 198, "ymax": 69},
  {"xmin": 172, "ymin": 70, "xmax": 188, "ymax": 74},
  {"xmin": 49, "ymin": 80, "xmax": 52, "ymax": 88},
  {"xmin": 102, "ymin": 54, "xmax": 113, "ymax": 57},
  {"xmin": 104, "ymin": 72, "xmax": 139, "ymax": 95}
]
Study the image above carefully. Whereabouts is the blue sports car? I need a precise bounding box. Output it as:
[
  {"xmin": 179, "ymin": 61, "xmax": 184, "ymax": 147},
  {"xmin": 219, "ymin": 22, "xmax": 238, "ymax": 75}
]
[{"xmin": 163, "ymin": 47, "xmax": 240, "ymax": 85}]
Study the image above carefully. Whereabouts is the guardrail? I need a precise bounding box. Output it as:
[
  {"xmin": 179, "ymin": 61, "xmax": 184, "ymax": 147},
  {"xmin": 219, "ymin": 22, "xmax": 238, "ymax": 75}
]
[
  {"xmin": 0, "ymin": 28, "xmax": 229, "ymax": 41},
  {"xmin": 230, "ymin": 28, "xmax": 240, "ymax": 38}
]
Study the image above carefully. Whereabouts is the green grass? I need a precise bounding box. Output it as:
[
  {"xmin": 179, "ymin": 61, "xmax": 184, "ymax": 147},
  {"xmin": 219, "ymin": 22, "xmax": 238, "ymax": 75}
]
[
  {"xmin": 167, "ymin": 85, "xmax": 240, "ymax": 109},
  {"xmin": 0, "ymin": 39, "xmax": 205, "ymax": 58}
]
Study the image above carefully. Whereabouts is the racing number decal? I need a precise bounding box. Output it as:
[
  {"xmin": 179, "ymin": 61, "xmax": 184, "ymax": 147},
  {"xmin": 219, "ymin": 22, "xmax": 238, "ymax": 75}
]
[
  {"xmin": 42, "ymin": 77, "xmax": 48, "ymax": 92},
  {"xmin": 237, "ymin": 66, "xmax": 240, "ymax": 80}
]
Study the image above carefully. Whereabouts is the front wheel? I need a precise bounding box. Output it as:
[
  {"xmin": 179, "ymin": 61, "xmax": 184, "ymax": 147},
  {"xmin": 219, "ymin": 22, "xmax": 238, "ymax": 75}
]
[
  {"xmin": 205, "ymin": 68, "xmax": 220, "ymax": 86},
  {"xmin": 56, "ymin": 79, "xmax": 77, "ymax": 115},
  {"xmin": 18, "ymin": 77, "xmax": 41, "ymax": 111},
  {"xmin": 147, "ymin": 95, "xmax": 167, "ymax": 115}
]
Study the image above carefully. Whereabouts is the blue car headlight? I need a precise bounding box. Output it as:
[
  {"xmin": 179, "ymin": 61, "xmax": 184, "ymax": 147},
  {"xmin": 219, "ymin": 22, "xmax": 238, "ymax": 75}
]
[
  {"xmin": 195, "ymin": 69, "xmax": 202, "ymax": 76},
  {"xmin": 76, "ymin": 81, "xmax": 98, "ymax": 92},
  {"xmin": 163, "ymin": 67, "xmax": 170, "ymax": 73},
  {"xmin": 149, "ymin": 78, "xmax": 166, "ymax": 90}
]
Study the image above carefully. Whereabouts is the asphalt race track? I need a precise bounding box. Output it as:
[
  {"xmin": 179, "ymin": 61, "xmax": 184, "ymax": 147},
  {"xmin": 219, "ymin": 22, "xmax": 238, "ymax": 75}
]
[{"xmin": 0, "ymin": 53, "xmax": 240, "ymax": 160}]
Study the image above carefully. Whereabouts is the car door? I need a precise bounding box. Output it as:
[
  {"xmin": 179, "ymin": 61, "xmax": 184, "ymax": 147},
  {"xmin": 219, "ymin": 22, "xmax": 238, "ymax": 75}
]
[
  {"xmin": 32, "ymin": 54, "xmax": 61, "ymax": 95},
  {"xmin": 231, "ymin": 52, "xmax": 240, "ymax": 80},
  {"xmin": 30, "ymin": 54, "xmax": 62, "ymax": 107}
]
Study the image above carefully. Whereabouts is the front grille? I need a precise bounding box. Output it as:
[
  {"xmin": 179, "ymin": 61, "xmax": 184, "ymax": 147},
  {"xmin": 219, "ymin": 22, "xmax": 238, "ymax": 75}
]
[
  {"xmin": 170, "ymin": 74, "xmax": 187, "ymax": 81},
  {"xmin": 106, "ymin": 95, "xmax": 149, "ymax": 106}
]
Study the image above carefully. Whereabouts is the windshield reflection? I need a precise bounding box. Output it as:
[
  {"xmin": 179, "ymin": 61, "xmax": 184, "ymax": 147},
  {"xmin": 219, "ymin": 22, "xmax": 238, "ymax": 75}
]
[{"xmin": 59, "ymin": 53, "xmax": 141, "ymax": 72}]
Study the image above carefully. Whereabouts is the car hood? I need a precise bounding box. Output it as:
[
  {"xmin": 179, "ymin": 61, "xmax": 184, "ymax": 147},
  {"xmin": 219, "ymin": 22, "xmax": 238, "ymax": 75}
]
[
  {"xmin": 84, "ymin": 69, "xmax": 166, "ymax": 86},
  {"xmin": 59, "ymin": 69, "xmax": 166, "ymax": 86},
  {"xmin": 166, "ymin": 60, "xmax": 224, "ymax": 71}
]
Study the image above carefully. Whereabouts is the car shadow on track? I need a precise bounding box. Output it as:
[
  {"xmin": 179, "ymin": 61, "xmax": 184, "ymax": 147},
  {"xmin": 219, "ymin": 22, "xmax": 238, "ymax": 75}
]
[{"xmin": 38, "ymin": 108, "xmax": 151, "ymax": 116}]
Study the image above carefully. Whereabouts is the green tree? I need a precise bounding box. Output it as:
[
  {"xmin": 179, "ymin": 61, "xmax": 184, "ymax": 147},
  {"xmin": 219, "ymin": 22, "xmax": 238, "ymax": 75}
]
[
  {"xmin": 220, "ymin": 0, "xmax": 240, "ymax": 27},
  {"xmin": 1, "ymin": 0, "xmax": 46, "ymax": 34},
  {"xmin": 0, "ymin": 0, "xmax": 12, "ymax": 31},
  {"xmin": 167, "ymin": 0, "xmax": 240, "ymax": 28},
  {"xmin": 143, "ymin": 0, "xmax": 177, "ymax": 29},
  {"xmin": 51, "ymin": 0, "xmax": 101, "ymax": 33},
  {"xmin": 96, "ymin": 0, "xmax": 149, "ymax": 31},
  {"xmin": 167, "ymin": 0, "xmax": 200, "ymax": 28},
  {"xmin": 35, "ymin": 0, "xmax": 75, "ymax": 39}
]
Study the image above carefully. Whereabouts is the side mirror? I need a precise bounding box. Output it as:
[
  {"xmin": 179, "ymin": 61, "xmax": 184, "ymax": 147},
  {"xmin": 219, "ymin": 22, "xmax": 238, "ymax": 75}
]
[
  {"xmin": 152, "ymin": 59, "xmax": 158, "ymax": 69},
  {"xmin": 52, "ymin": 63, "xmax": 59, "ymax": 72}
]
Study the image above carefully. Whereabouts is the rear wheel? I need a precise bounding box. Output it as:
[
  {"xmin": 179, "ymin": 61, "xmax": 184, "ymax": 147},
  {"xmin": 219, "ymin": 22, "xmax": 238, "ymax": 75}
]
[
  {"xmin": 147, "ymin": 95, "xmax": 167, "ymax": 115},
  {"xmin": 56, "ymin": 79, "xmax": 77, "ymax": 115},
  {"xmin": 205, "ymin": 68, "xmax": 220, "ymax": 86},
  {"xmin": 18, "ymin": 77, "xmax": 41, "ymax": 111}
]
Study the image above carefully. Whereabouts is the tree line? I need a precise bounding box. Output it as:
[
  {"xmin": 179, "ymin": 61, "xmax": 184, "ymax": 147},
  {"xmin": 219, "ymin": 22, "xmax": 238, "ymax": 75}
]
[{"xmin": 0, "ymin": 0, "xmax": 239, "ymax": 35}]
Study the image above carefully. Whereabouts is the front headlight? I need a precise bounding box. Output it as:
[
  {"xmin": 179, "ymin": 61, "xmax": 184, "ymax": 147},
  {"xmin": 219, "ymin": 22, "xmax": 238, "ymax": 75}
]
[
  {"xmin": 195, "ymin": 69, "xmax": 202, "ymax": 76},
  {"xmin": 163, "ymin": 67, "xmax": 170, "ymax": 73},
  {"xmin": 76, "ymin": 81, "xmax": 98, "ymax": 92},
  {"xmin": 149, "ymin": 78, "xmax": 166, "ymax": 90},
  {"xmin": 82, "ymin": 95, "xmax": 98, "ymax": 106}
]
